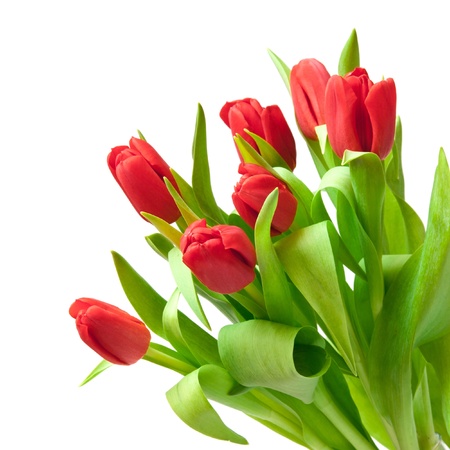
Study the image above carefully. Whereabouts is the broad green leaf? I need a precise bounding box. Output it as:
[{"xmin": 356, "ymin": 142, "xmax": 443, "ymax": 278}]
[
  {"xmin": 191, "ymin": 103, "xmax": 227, "ymax": 224},
  {"xmin": 80, "ymin": 360, "xmax": 112, "ymax": 386},
  {"xmin": 254, "ymin": 189, "xmax": 296, "ymax": 325},
  {"xmin": 275, "ymin": 221, "xmax": 357, "ymax": 373},
  {"xmin": 168, "ymin": 247, "xmax": 210, "ymax": 329},
  {"xmin": 267, "ymin": 48, "xmax": 291, "ymax": 94},
  {"xmin": 111, "ymin": 251, "xmax": 222, "ymax": 366},
  {"xmin": 368, "ymin": 150, "xmax": 450, "ymax": 450},
  {"xmin": 338, "ymin": 29, "xmax": 360, "ymax": 76},
  {"xmin": 383, "ymin": 185, "xmax": 425, "ymax": 254},
  {"xmin": 344, "ymin": 151, "xmax": 386, "ymax": 256},
  {"xmin": 141, "ymin": 212, "xmax": 182, "ymax": 248},
  {"xmin": 219, "ymin": 320, "xmax": 331, "ymax": 403},
  {"xmin": 166, "ymin": 367, "xmax": 248, "ymax": 445}
]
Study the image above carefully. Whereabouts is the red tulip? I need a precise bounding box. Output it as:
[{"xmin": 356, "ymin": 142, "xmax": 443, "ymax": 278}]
[
  {"xmin": 232, "ymin": 164, "xmax": 297, "ymax": 236},
  {"xmin": 180, "ymin": 219, "xmax": 256, "ymax": 294},
  {"xmin": 107, "ymin": 137, "xmax": 181, "ymax": 223},
  {"xmin": 290, "ymin": 58, "xmax": 331, "ymax": 140},
  {"xmin": 220, "ymin": 98, "xmax": 297, "ymax": 170},
  {"xmin": 69, "ymin": 298, "xmax": 151, "ymax": 365},
  {"xmin": 324, "ymin": 68, "xmax": 397, "ymax": 159}
]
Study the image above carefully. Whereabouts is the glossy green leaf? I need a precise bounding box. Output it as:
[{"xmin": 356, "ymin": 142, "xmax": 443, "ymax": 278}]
[
  {"xmin": 338, "ymin": 29, "xmax": 360, "ymax": 76},
  {"xmin": 275, "ymin": 221, "xmax": 357, "ymax": 372},
  {"xmin": 191, "ymin": 103, "xmax": 227, "ymax": 224},
  {"xmin": 267, "ymin": 48, "xmax": 291, "ymax": 94},
  {"xmin": 234, "ymin": 134, "xmax": 279, "ymax": 175},
  {"xmin": 112, "ymin": 251, "xmax": 222, "ymax": 366},
  {"xmin": 170, "ymin": 168, "xmax": 205, "ymax": 219},
  {"xmin": 219, "ymin": 320, "xmax": 331, "ymax": 403},
  {"xmin": 168, "ymin": 247, "xmax": 210, "ymax": 329},
  {"xmin": 80, "ymin": 360, "xmax": 112, "ymax": 386},
  {"xmin": 166, "ymin": 367, "xmax": 248, "ymax": 445}
]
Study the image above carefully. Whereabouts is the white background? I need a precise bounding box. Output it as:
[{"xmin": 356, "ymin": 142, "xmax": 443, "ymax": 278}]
[{"xmin": 1, "ymin": 1, "xmax": 449, "ymax": 449}]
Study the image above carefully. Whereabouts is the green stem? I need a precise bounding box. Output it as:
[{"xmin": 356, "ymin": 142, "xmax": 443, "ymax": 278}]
[{"xmin": 143, "ymin": 343, "xmax": 197, "ymax": 375}]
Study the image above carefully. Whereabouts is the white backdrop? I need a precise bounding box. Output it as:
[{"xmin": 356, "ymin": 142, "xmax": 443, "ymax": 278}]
[{"xmin": 1, "ymin": 1, "xmax": 449, "ymax": 449}]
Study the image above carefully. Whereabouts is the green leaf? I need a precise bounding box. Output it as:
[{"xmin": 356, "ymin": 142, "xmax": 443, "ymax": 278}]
[
  {"xmin": 145, "ymin": 233, "xmax": 174, "ymax": 260},
  {"xmin": 111, "ymin": 251, "xmax": 222, "ymax": 366},
  {"xmin": 80, "ymin": 360, "xmax": 112, "ymax": 386},
  {"xmin": 168, "ymin": 247, "xmax": 210, "ymax": 329},
  {"xmin": 191, "ymin": 104, "xmax": 227, "ymax": 224},
  {"xmin": 166, "ymin": 367, "xmax": 248, "ymax": 445},
  {"xmin": 219, "ymin": 320, "xmax": 330, "ymax": 403},
  {"xmin": 267, "ymin": 48, "xmax": 291, "ymax": 94},
  {"xmin": 141, "ymin": 212, "xmax": 182, "ymax": 248},
  {"xmin": 385, "ymin": 116, "xmax": 404, "ymax": 199},
  {"xmin": 170, "ymin": 168, "xmax": 205, "ymax": 219},
  {"xmin": 275, "ymin": 222, "xmax": 357, "ymax": 373},
  {"xmin": 338, "ymin": 29, "xmax": 360, "ymax": 76},
  {"xmin": 246, "ymin": 131, "xmax": 291, "ymax": 170},
  {"xmin": 164, "ymin": 177, "xmax": 199, "ymax": 226},
  {"xmin": 368, "ymin": 149, "xmax": 450, "ymax": 450},
  {"xmin": 254, "ymin": 189, "xmax": 296, "ymax": 325}
]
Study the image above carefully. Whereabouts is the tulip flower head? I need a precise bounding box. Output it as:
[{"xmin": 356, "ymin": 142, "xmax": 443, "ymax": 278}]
[
  {"xmin": 232, "ymin": 163, "xmax": 298, "ymax": 236},
  {"xmin": 69, "ymin": 298, "xmax": 151, "ymax": 365},
  {"xmin": 220, "ymin": 98, "xmax": 297, "ymax": 170},
  {"xmin": 290, "ymin": 58, "xmax": 331, "ymax": 140},
  {"xmin": 180, "ymin": 219, "xmax": 257, "ymax": 294},
  {"xmin": 107, "ymin": 137, "xmax": 181, "ymax": 223},
  {"xmin": 324, "ymin": 68, "xmax": 397, "ymax": 160}
]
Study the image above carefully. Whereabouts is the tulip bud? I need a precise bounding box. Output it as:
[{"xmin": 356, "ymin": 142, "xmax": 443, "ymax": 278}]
[
  {"xmin": 180, "ymin": 219, "xmax": 256, "ymax": 294},
  {"xmin": 69, "ymin": 298, "xmax": 151, "ymax": 365},
  {"xmin": 290, "ymin": 58, "xmax": 331, "ymax": 140},
  {"xmin": 220, "ymin": 98, "xmax": 297, "ymax": 170},
  {"xmin": 107, "ymin": 137, "xmax": 181, "ymax": 223},
  {"xmin": 232, "ymin": 164, "xmax": 297, "ymax": 236},
  {"xmin": 324, "ymin": 68, "xmax": 397, "ymax": 160}
]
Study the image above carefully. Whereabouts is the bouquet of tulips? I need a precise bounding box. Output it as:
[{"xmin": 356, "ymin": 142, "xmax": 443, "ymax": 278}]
[{"xmin": 69, "ymin": 30, "xmax": 450, "ymax": 450}]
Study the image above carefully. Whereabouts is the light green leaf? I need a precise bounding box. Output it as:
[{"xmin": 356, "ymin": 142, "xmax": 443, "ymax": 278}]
[
  {"xmin": 385, "ymin": 116, "xmax": 404, "ymax": 199},
  {"xmin": 166, "ymin": 367, "xmax": 248, "ymax": 445},
  {"xmin": 164, "ymin": 177, "xmax": 199, "ymax": 226},
  {"xmin": 112, "ymin": 251, "xmax": 222, "ymax": 366},
  {"xmin": 254, "ymin": 189, "xmax": 296, "ymax": 325},
  {"xmin": 267, "ymin": 48, "xmax": 291, "ymax": 94},
  {"xmin": 141, "ymin": 212, "xmax": 182, "ymax": 248},
  {"xmin": 143, "ymin": 342, "xmax": 197, "ymax": 376},
  {"xmin": 338, "ymin": 29, "xmax": 359, "ymax": 76},
  {"xmin": 145, "ymin": 233, "xmax": 174, "ymax": 260},
  {"xmin": 80, "ymin": 360, "xmax": 112, "ymax": 386},
  {"xmin": 192, "ymin": 103, "xmax": 227, "ymax": 224},
  {"xmin": 246, "ymin": 131, "xmax": 291, "ymax": 170},
  {"xmin": 219, "ymin": 320, "xmax": 331, "ymax": 403},
  {"xmin": 168, "ymin": 247, "xmax": 210, "ymax": 329},
  {"xmin": 275, "ymin": 221, "xmax": 357, "ymax": 372}
]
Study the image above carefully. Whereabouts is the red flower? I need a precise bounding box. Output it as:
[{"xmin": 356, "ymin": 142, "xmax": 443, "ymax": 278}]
[
  {"xmin": 290, "ymin": 58, "xmax": 330, "ymax": 140},
  {"xmin": 232, "ymin": 164, "xmax": 297, "ymax": 236},
  {"xmin": 69, "ymin": 298, "xmax": 151, "ymax": 365},
  {"xmin": 220, "ymin": 98, "xmax": 297, "ymax": 170},
  {"xmin": 107, "ymin": 137, "xmax": 181, "ymax": 223},
  {"xmin": 180, "ymin": 219, "xmax": 256, "ymax": 294},
  {"xmin": 324, "ymin": 68, "xmax": 397, "ymax": 159}
]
